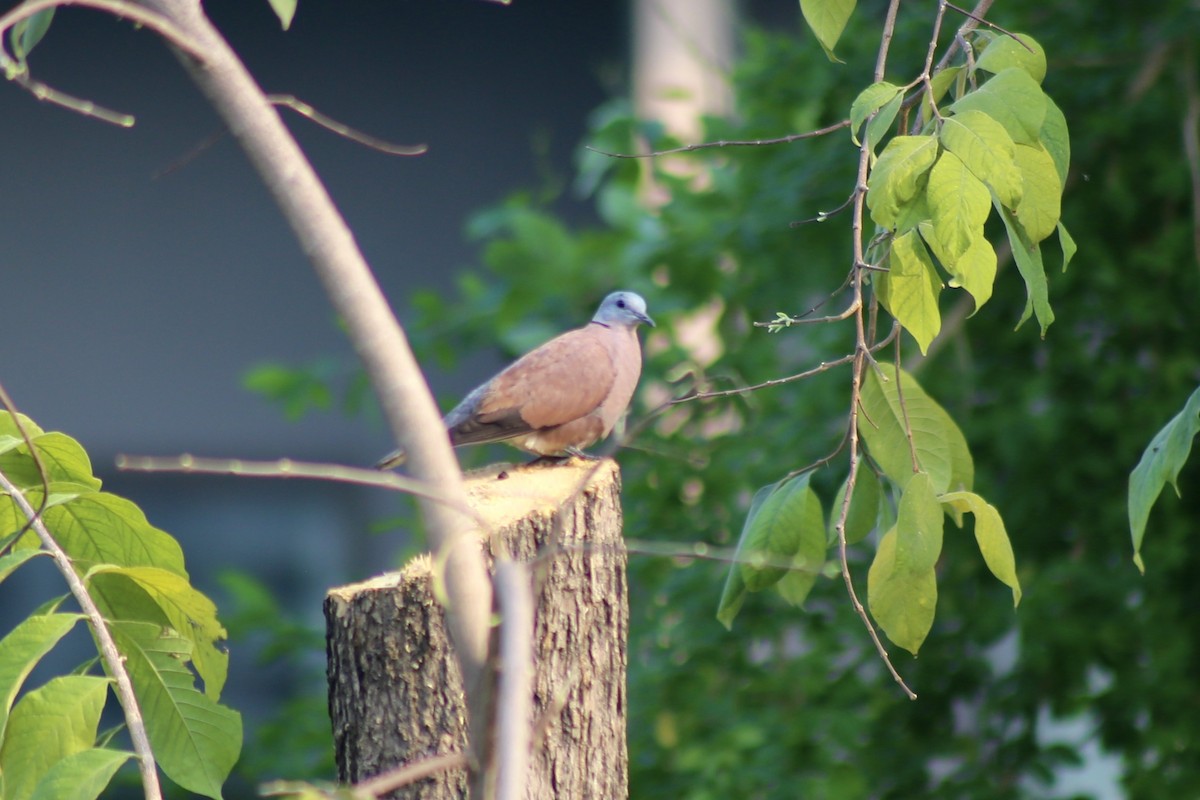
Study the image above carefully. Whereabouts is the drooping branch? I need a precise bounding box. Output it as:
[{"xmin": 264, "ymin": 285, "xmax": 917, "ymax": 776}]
[{"xmin": 63, "ymin": 0, "xmax": 495, "ymax": 784}]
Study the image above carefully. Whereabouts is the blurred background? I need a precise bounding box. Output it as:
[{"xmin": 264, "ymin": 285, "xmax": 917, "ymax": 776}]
[{"xmin": 3, "ymin": 0, "xmax": 1200, "ymax": 798}]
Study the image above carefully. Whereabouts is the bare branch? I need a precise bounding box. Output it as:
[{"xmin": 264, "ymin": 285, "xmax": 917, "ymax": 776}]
[
  {"xmin": 267, "ymin": 94, "xmax": 428, "ymax": 156},
  {"xmin": 492, "ymin": 561, "xmax": 533, "ymax": 800},
  {"xmin": 586, "ymin": 119, "xmax": 850, "ymax": 159},
  {"xmin": 114, "ymin": 454, "xmax": 491, "ymax": 530}
]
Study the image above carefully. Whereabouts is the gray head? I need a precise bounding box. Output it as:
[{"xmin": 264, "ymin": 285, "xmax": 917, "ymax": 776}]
[{"xmin": 592, "ymin": 291, "xmax": 654, "ymax": 329}]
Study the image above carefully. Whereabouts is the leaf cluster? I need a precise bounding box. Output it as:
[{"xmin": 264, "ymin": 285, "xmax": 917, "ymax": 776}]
[{"xmin": 0, "ymin": 411, "xmax": 241, "ymax": 799}]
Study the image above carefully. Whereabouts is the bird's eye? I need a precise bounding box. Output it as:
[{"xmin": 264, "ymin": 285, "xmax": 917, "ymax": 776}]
[{"xmin": 616, "ymin": 299, "xmax": 626, "ymax": 308}]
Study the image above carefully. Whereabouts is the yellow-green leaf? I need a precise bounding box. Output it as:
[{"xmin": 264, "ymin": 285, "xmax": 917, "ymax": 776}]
[
  {"xmin": 29, "ymin": 748, "xmax": 133, "ymax": 800},
  {"xmin": 1039, "ymin": 95, "xmax": 1071, "ymax": 186},
  {"xmin": 1058, "ymin": 221, "xmax": 1077, "ymax": 272},
  {"xmin": 110, "ymin": 621, "xmax": 241, "ymax": 799},
  {"xmin": 267, "ymin": 0, "xmax": 297, "ymax": 30},
  {"xmin": 997, "ymin": 203, "xmax": 1054, "ymax": 334},
  {"xmin": 926, "ymin": 150, "xmax": 991, "ymax": 260},
  {"xmin": 89, "ymin": 566, "xmax": 228, "ymax": 699},
  {"xmin": 867, "ymin": 135, "xmax": 940, "ymax": 229},
  {"xmin": 878, "ymin": 230, "xmax": 942, "ymax": 354},
  {"xmin": 775, "ymin": 485, "xmax": 827, "ymax": 608},
  {"xmin": 941, "ymin": 491, "xmax": 1021, "ymax": 605},
  {"xmin": 850, "ymin": 81, "xmax": 902, "ymax": 147},
  {"xmin": 859, "ymin": 363, "xmax": 974, "ymax": 495},
  {"xmin": 1013, "ymin": 143, "xmax": 1062, "ymax": 243},
  {"xmin": 939, "ymin": 110, "xmax": 1023, "ymax": 207},
  {"xmin": 829, "ymin": 465, "xmax": 882, "ymax": 546},
  {"xmin": 975, "ymin": 33, "xmax": 1046, "ymax": 84},
  {"xmin": 867, "ymin": 527, "xmax": 937, "ymax": 655},
  {"xmin": 800, "ymin": 0, "xmax": 856, "ymax": 62},
  {"xmin": 951, "ymin": 67, "xmax": 1047, "ymax": 146},
  {"xmin": 919, "ymin": 221, "xmax": 997, "ymax": 310},
  {"xmin": 895, "ymin": 472, "xmax": 944, "ymax": 573},
  {"xmin": 0, "ymin": 675, "xmax": 110, "ymax": 800}
]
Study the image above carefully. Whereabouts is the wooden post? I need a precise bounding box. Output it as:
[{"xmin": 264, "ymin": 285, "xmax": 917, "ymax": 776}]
[{"xmin": 325, "ymin": 459, "xmax": 628, "ymax": 799}]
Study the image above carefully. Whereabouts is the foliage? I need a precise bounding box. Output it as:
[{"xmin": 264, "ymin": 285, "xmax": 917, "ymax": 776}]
[
  {"xmin": 0, "ymin": 411, "xmax": 241, "ymax": 799},
  {"xmin": 1128, "ymin": 384, "xmax": 1200, "ymax": 574},
  {"xmin": 405, "ymin": 2, "xmax": 1200, "ymax": 797}
]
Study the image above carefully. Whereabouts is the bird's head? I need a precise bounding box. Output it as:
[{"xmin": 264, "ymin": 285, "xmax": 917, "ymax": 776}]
[{"xmin": 594, "ymin": 291, "xmax": 655, "ymax": 329}]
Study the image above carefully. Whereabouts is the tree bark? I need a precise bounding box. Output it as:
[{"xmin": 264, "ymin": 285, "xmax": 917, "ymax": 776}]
[{"xmin": 326, "ymin": 459, "xmax": 629, "ymax": 800}]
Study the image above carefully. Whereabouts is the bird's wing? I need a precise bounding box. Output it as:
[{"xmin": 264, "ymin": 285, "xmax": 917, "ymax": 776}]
[{"xmin": 447, "ymin": 326, "xmax": 616, "ymax": 446}]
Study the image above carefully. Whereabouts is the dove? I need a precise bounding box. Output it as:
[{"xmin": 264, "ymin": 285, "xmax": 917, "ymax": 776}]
[{"xmin": 376, "ymin": 291, "xmax": 654, "ymax": 469}]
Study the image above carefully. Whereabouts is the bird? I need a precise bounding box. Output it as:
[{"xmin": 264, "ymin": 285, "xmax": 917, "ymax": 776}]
[{"xmin": 375, "ymin": 291, "xmax": 654, "ymax": 469}]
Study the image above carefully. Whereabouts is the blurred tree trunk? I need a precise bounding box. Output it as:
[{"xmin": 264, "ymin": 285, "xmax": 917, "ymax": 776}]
[{"xmin": 326, "ymin": 460, "xmax": 628, "ymax": 799}]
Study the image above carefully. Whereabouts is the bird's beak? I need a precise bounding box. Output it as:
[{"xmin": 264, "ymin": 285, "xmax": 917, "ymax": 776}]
[{"xmin": 638, "ymin": 311, "xmax": 656, "ymax": 328}]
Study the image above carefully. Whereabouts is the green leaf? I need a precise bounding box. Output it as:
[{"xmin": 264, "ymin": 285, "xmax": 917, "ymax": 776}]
[
  {"xmin": 0, "ymin": 613, "xmax": 82, "ymax": 743},
  {"xmin": 894, "ymin": 472, "xmax": 944, "ymax": 573},
  {"xmin": 775, "ymin": 485, "xmax": 827, "ymax": 608},
  {"xmin": 927, "ymin": 65, "xmax": 963, "ymax": 108},
  {"xmin": 867, "ymin": 135, "xmax": 940, "ymax": 229},
  {"xmin": 919, "ymin": 220, "xmax": 998, "ymax": 310},
  {"xmin": 867, "ymin": 527, "xmax": 937, "ymax": 655},
  {"xmin": 997, "ymin": 203, "xmax": 1055, "ymax": 335},
  {"xmin": 950, "ymin": 67, "xmax": 1047, "ymax": 146},
  {"xmin": 9, "ymin": 8, "xmax": 54, "ymax": 64},
  {"xmin": 939, "ymin": 110, "xmax": 1023, "ymax": 208},
  {"xmin": 41, "ymin": 493, "xmax": 187, "ymax": 575},
  {"xmin": 799, "ymin": 0, "xmax": 856, "ymax": 62},
  {"xmin": 267, "ymin": 0, "xmax": 297, "ymax": 30},
  {"xmin": 850, "ymin": 82, "xmax": 898, "ymax": 143},
  {"xmin": 1013, "ymin": 143, "xmax": 1062, "ymax": 243},
  {"xmin": 877, "ymin": 230, "xmax": 942, "ymax": 354},
  {"xmin": 0, "ymin": 412, "xmax": 45, "ymax": 440},
  {"xmin": 859, "ymin": 363, "xmax": 974, "ymax": 495},
  {"xmin": 0, "ymin": 431, "xmax": 102, "ymax": 493},
  {"xmin": 243, "ymin": 363, "xmax": 334, "ymax": 422},
  {"xmin": 0, "ymin": 675, "xmax": 110, "ymax": 800},
  {"xmin": 829, "ymin": 466, "xmax": 882, "ymax": 546},
  {"xmin": 89, "ymin": 566, "xmax": 228, "ymax": 699},
  {"xmin": 926, "ymin": 150, "xmax": 991, "ymax": 260},
  {"xmin": 975, "ymin": 33, "xmax": 1047, "ymax": 84},
  {"xmin": 849, "ymin": 82, "xmax": 902, "ymax": 152},
  {"xmin": 29, "ymin": 747, "xmax": 133, "ymax": 800},
  {"xmin": 109, "ymin": 621, "xmax": 241, "ymax": 799},
  {"xmin": 717, "ymin": 473, "xmax": 824, "ymax": 628},
  {"xmin": 1057, "ymin": 221, "xmax": 1077, "ymax": 272},
  {"xmin": 941, "ymin": 491, "xmax": 1021, "ymax": 605},
  {"xmin": 1129, "ymin": 385, "xmax": 1200, "ymax": 574},
  {"xmin": 1039, "ymin": 95, "xmax": 1071, "ymax": 185}
]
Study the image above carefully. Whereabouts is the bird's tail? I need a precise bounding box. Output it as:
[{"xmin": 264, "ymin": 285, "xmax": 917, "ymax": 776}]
[{"xmin": 374, "ymin": 447, "xmax": 407, "ymax": 470}]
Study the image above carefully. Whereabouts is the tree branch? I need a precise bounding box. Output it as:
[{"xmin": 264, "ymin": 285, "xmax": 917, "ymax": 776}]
[{"xmin": 131, "ymin": 0, "xmax": 495, "ymax": 783}]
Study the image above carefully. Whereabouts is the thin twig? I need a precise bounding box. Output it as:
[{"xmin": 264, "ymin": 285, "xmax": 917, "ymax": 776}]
[
  {"xmin": 351, "ymin": 753, "xmax": 469, "ymax": 797},
  {"xmin": 838, "ymin": 0, "xmax": 918, "ymax": 701},
  {"xmin": 1181, "ymin": 43, "xmax": 1200, "ymax": 275},
  {"xmin": 790, "ymin": 191, "xmax": 856, "ymax": 226},
  {"xmin": 114, "ymin": 454, "xmax": 491, "ymax": 532},
  {"xmin": 267, "ymin": 95, "xmax": 428, "ymax": 156},
  {"xmin": 0, "ymin": 469, "xmax": 164, "ymax": 799},
  {"xmin": 944, "ymin": 2, "xmax": 1033, "ymax": 53},
  {"xmin": 586, "ymin": 119, "xmax": 850, "ymax": 159}
]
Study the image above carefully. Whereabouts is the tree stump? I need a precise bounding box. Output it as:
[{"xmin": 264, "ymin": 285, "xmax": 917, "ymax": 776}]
[{"xmin": 325, "ymin": 459, "xmax": 628, "ymax": 799}]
